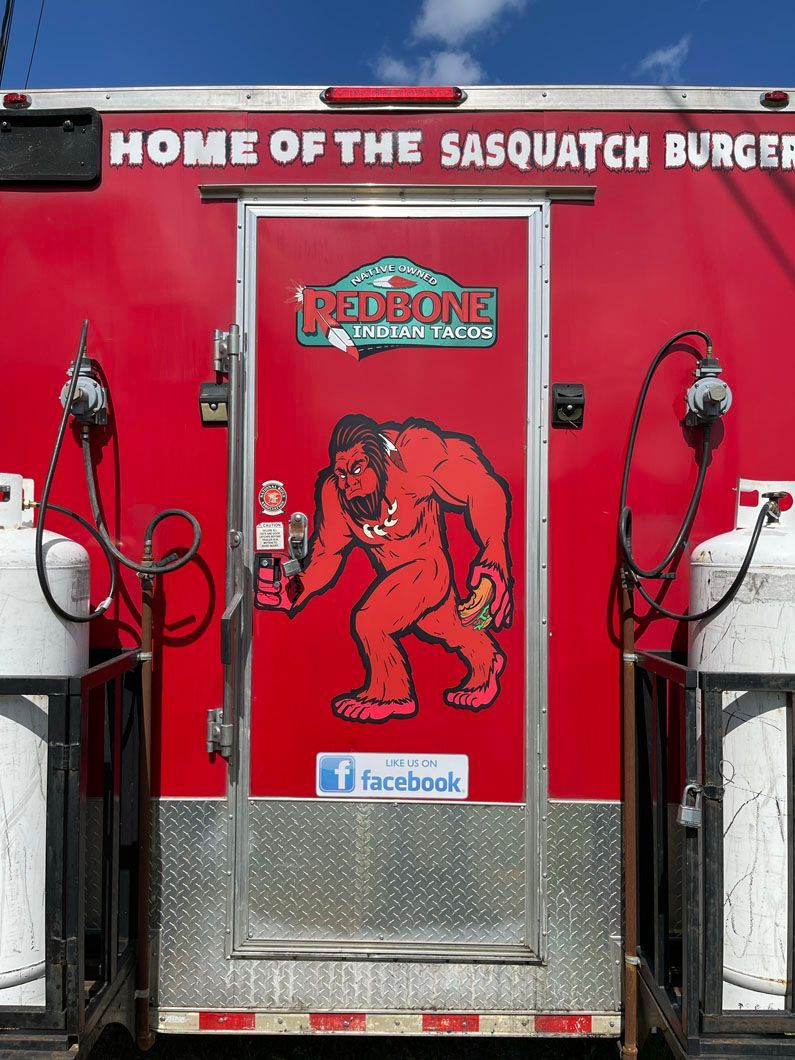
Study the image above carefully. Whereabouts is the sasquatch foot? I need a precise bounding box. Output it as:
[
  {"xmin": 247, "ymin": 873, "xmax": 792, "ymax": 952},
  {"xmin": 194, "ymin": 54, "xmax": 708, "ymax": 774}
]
[
  {"xmin": 444, "ymin": 653, "xmax": 506, "ymax": 711},
  {"xmin": 332, "ymin": 693, "xmax": 418, "ymax": 723}
]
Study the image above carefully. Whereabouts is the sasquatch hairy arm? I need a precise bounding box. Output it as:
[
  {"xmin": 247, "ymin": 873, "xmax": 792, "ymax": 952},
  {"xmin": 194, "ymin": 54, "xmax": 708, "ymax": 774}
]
[
  {"xmin": 397, "ymin": 425, "xmax": 512, "ymax": 628},
  {"xmin": 293, "ymin": 475, "xmax": 353, "ymax": 611}
]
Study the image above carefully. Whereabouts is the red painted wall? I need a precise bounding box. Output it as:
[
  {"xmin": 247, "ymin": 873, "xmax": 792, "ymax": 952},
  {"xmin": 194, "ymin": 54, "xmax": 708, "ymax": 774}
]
[{"xmin": 2, "ymin": 108, "xmax": 792, "ymax": 799}]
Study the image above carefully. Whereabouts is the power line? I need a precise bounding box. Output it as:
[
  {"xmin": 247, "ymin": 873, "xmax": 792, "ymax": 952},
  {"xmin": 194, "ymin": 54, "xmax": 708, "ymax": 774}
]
[
  {"xmin": 0, "ymin": 0, "xmax": 17, "ymax": 86},
  {"xmin": 24, "ymin": 0, "xmax": 45, "ymax": 88}
]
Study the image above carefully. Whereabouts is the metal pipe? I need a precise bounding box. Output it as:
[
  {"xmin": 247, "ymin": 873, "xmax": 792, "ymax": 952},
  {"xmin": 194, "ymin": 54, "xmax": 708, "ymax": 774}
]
[
  {"xmin": 135, "ymin": 555, "xmax": 156, "ymax": 1051},
  {"xmin": 621, "ymin": 575, "xmax": 639, "ymax": 1060},
  {"xmin": 0, "ymin": 959, "xmax": 45, "ymax": 991}
]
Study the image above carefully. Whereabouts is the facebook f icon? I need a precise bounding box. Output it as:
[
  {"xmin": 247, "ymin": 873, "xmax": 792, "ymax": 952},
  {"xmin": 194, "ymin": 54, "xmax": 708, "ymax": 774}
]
[{"xmin": 318, "ymin": 755, "xmax": 355, "ymax": 793}]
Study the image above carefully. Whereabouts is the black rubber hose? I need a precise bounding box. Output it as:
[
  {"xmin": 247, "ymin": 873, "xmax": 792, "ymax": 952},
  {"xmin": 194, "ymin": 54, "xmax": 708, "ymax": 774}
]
[
  {"xmin": 81, "ymin": 429, "xmax": 201, "ymax": 576},
  {"xmin": 618, "ymin": 329, "xmax": 713, "ymax": 579},
  {"xmin": 629, "ymin": 501, "xmax": 772, "ymax": 623},
  {"xmin": 35, "ymin": 320, "xmax": 118, "ymax": 623}
]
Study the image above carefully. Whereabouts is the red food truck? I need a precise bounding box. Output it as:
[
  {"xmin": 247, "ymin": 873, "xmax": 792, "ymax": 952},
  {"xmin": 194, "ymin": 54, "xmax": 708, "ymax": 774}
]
[{"xmin": 0, "ymin": 82, "xmax": 793, "ymax": 1060}]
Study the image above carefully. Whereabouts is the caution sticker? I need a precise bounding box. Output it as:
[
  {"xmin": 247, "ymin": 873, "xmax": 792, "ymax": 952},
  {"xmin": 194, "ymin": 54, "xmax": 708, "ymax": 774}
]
[{"xmin": 256, "ymin": 521, "xmax": 285, "ymax": 551}]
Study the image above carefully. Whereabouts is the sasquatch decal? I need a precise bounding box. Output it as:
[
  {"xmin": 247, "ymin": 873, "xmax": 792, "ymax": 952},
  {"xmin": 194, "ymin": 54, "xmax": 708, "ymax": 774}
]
[{"xmin": 257, "ymin": 414, "xmax": 512, "ymax": 723}]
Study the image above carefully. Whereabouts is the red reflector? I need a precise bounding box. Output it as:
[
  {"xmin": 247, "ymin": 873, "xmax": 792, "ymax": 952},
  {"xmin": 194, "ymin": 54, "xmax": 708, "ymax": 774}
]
[
  {"xmin": 2, "ymin": 92, "xmax": 31, "ymax": 109},
  {"xmin": 199, "ymin": 1011, "xmax": 255, "ymax": 1031},
  {"xmin": 422, "ymin": 1014, "xmax": 480, "ymax": 1032},
  {"xmin": 309, "ymin": 1012, "xmax": 366, "ymax": 1031},
  {"xmin": 322, "ymin": 86, "xmax": 465, "ymax": 106},
  {"xmin": 761, "ymin": 90, "xmax": 789, "ymax": 107},
  {"xmin": 536, "ymin": 1014, "xmax": 593, "ymax": 1034}
]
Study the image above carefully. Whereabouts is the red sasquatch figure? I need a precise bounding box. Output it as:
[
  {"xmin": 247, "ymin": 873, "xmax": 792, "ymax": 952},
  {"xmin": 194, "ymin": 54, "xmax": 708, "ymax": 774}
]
[{"xmin": 257, "ymin": 414, "xmax": 513, "ymax": 723}]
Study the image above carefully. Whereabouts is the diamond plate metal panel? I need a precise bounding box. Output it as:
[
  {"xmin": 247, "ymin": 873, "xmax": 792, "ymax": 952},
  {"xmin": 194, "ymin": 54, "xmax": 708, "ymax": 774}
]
[
  {"xmin": 85, "ymin": 797, "xmax": 103, "ymax": 931},
  {"xmin": 155, "ymin": 799, "xmax": 620, "ymax": 1013},
  {"xmin": 545, "ymin": 802, "xmax": 622, "ymax": 1008},
  {"xmin": 247, "ymin": 801, "xmax": 526, "ymax": 947},
  {"xmin": 153, "ymin": 797, "xmax": 623, "ymax": 1013}
]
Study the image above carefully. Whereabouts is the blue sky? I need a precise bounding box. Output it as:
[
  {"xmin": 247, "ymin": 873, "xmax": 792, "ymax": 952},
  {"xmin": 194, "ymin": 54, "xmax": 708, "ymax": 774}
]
[{"xmin": 2, "ymin": 0, "xmax": 793, "ymax": 90}]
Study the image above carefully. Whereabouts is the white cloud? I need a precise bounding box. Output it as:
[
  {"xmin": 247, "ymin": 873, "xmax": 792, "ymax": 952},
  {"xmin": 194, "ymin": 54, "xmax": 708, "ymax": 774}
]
[
  {"xmin": 373, "ymin": 49, "xmax": 486, "ymax": 85},
  {"xmin": 635, "ymin": 34, "xmax": 692, "ymax": 83},
  {"xmin": 374, "ymin": 54, "xmax": 415, "ymax": 83},
  {"xmin": 413, "ymin": 0, "xmax": 526, "ymax": 47}
]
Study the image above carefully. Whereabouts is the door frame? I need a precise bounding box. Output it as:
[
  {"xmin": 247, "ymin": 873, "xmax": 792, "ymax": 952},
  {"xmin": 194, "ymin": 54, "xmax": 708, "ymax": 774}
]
[{"xmin": 225, "ymin": 187, "xmax": 551, "ymax": 963}]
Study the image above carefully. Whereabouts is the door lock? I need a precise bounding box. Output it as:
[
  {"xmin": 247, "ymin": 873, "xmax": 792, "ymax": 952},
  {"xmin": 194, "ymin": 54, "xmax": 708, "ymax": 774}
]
[{"xmin": 282, "ymin": 512, "xmax": 308, "ymax": 577}]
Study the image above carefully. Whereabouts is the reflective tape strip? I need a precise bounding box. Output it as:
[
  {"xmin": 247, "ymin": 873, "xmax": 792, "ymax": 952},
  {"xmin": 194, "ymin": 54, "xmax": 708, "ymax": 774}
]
[
  {"xmin": 422, "ymin": 1014, "xmax": 479, "ymax": 1033},
  {"xmin": 536, "ymin": 1014, "xmax": 592, "ymax": 1034},
  {"xmin": 309, "ymin": 1013, "xmax": 366, "ymax": 1032},
  {"xmin": 592, "ymin": 1014, "xmax": 622, "ymax": 1035},
  {"xmin": 199, "ymin": 1011, "xmax": 255, "ymax": 1031},
  {"xmin": 158, "ymin": 1011, "xmax": 200, "ymax": 1032},
  {"xmin": 255, "ymin": 1014, "xmax": 311, "ymax": 1033},
  {"xmin": 367, "ymin": 1014, "xmax": 423, "ymax": 1033},
  {"xmin": 479, "ymin": 1015, "xmax": 536, "ymax": 1035},
  {"xmin": 156, "ymin": 1010, "xmax": 621, "ymax": 1037}
]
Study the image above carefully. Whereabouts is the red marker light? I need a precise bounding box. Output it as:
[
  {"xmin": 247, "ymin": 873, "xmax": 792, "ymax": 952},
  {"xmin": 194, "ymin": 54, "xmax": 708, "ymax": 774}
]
[
  {"xmin": 2, "ymin": 92, "xmax": 31, "ymax": 109},
  {"xmin": 761, "ymin": 90, "xmax": 789, "ymax": 108},
  {"xmin": 322, "ymin": 86, "xmax": 466, "ymax": 106}
]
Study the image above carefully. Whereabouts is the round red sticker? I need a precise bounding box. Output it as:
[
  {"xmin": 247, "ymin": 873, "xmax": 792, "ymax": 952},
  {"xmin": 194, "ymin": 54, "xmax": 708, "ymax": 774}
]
[{"xmin": 259, "ymin": 480, "xmax": 287, "ymax": 515}]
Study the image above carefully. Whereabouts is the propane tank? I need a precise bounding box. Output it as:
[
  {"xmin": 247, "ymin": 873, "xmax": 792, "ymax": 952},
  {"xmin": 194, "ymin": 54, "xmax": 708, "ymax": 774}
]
[
  {"xmin": 0, "ymin": 473, "xmax": 89, "ymax": 1005},
  {"xmin": 689, "ymin": 478, "xmax": 795, "ymax": 1010}
]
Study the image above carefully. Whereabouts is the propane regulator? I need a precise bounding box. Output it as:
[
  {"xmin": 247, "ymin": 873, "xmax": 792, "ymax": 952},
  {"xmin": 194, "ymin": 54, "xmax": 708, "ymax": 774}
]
[
  {"xmin": 619, "ymin": 329, "xmax": 776, "ymax": 622},
  {"xmin": 35, "ymin": 320, "xmax": 201, "ymax": 623}
]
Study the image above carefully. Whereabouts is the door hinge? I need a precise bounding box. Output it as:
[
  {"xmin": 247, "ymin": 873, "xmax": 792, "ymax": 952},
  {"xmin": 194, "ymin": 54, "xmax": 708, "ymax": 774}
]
[
  {"xmin": 48, "ymin": 935, "xmax": 78, "ymax": 967},
  {"xmin": 50, "ymin": 742, "xmax": 80, "ymax": 772},
  {"xmin": 206, "ymin": 707, "xmax": 233, "ymax": 757},
  {"xmin": 212, "ymin": 324, "xmax": 240, "ymax": 374}
]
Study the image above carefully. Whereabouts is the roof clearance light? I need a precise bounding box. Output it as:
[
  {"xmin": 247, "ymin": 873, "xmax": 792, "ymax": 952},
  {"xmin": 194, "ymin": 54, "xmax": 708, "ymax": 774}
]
[
  {"xmin": 3, "ymin": 92, "xmax": 32, "ymax": 109},
  {"xmin": 322, "ymin": 86, "xmax": 466, "ymax": 106},
  {"xmin": 761, "ymin": 90, "xmax": 789, "ymax": 108}
]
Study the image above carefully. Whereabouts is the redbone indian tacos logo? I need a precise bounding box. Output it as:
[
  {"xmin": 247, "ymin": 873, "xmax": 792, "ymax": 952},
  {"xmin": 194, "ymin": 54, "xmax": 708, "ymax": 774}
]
[{"xmin": 294, "ymin": 256, "xmax": 497, "ymax": 360}]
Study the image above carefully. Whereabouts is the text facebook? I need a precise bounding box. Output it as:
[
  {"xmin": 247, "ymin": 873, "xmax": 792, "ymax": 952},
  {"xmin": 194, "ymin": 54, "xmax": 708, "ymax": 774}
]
[{"xmin": 316, "ymin": 753, "xmax": 468, "ymax": 800}]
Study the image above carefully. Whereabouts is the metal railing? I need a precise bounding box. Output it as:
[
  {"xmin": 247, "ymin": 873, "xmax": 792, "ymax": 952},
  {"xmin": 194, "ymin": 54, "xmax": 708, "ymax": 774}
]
[
  {"xmin": 634, "ymin": 651, "xmax": 795, "ymax": 1058},
  {"xmin": 0, "ymin": 650, "xmax": 141, "ymax": 1055}
]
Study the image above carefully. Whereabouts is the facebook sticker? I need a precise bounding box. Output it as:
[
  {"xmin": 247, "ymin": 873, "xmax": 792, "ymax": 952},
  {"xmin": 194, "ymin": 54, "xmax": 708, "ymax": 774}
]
[
  {"xmin": 316, "ymin": 752, "xmax": 468, "ymax": 800},
  {"xmin": 317, "ymin": 755, "xmax": 356, "ymax": 794}
]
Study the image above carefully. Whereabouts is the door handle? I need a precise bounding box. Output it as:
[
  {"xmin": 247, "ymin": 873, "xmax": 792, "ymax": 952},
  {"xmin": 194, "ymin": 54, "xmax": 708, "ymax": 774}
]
[
  {"xmin": 220, "ymin": 590, "xmax": 244, "ymax": 666},
  {"xmin": 283, "ymin": 512, "xmax": 308, "ymax": 577}
]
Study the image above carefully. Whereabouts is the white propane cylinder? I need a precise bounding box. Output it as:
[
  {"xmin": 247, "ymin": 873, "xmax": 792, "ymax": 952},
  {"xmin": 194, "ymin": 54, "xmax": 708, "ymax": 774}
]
[
  {"xmin": 0, "ymin": 473, "xmax": 89, "ymax": 1006},
  {"xmin": 689, "ymin": 478, "xmax": 795, "ymax": 1010}
]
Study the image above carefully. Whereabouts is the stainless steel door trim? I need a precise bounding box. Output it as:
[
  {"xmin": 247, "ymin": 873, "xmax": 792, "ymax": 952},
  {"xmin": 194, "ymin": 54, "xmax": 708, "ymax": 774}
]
[
  {"xmin": 200, "ymin": 184, "xmax": 596, "ymax": 203},
  {"xmin": 229, "ymin": 188, "xmax": 550, "ymax": 962}
]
